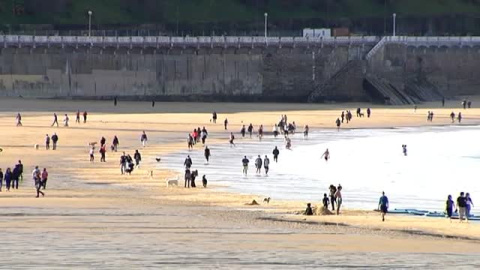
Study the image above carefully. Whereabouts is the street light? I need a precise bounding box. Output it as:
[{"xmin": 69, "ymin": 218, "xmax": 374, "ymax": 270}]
[
  {"xmin": 392, "ymin": 13, "xmax": 396, "ymax": 37},
  {"xmin": 264, "ymin": 13, "xmax": 268, "ymax": 40},
  {"xmin": 88, "ymin": 10, "xmax": 93, "ymax": 37}
]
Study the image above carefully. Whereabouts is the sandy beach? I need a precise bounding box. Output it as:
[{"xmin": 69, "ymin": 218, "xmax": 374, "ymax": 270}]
[{"xmin": 1, "ymin": 97, "xmax": 480, "ymax": 268}]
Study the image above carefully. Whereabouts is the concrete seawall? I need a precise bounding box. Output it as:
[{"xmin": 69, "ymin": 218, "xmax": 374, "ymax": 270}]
[{"xmin": 1, "ymin": 35, "xmax": 479, "ymax": 103}]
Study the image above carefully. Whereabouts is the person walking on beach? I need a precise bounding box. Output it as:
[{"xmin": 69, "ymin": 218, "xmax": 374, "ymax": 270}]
[
  {"xmin": 120, "ymin": 152, "xmax": 127, "ymax": 175},
  {"xmin": 114, "ymin": 97, "xmax": 117, "ymax": 106},
  {"xmin": 51, "ymin": 133, "xmax": 58, "ymax": 150},
  {"xmin": 466, "ymin": 193, "xmax": 474, "ymax": 218},
  {"xmin": 378, "ymin": 191, "xmax": 389, "ymax": 222},
  {"xmin": 63, "ymin": 114, "xmax": 69, "ymax": 127},
  {"xmin": 41, "ymin": 168, "xmax": 48, "ymax": 189},
  {"xmin": 446, "ymin": 195, "xmax": 456, "ymax": 221},
  {"xmin": 83, "ymin": 111, "xmax": 88, "ymax": 123},
  {"xmin": 204, "ymin": 146, "xmax": 211, "ymax": 164},
  {"xmin": 184, "ymin": 155, "xmax": 193, "ymax": 169},
  {"xmin": 89, "ymin": 146, "xmax": 95, "ymax": 162},
  {"xmin": 272, "ymin": 146, "xmax": 280, "ymax": 163},
  {"xmin": 264, "ymin": 155, "xmax": 270, "ymax": 175},
  {"xmin": 329, "ymin": 185, "xmax": 337, "ymax": 211},
  {"xmin": 255, "ymin": 155, "xmax": 262, "ymax": 174},
  {"xmin": 16, "ymin": 113, "xmax": 22, "ymax": 126},
  {"xmin": 100, "ymin": 136, "xmax": 106, "ymax": 147},
  {"xmin": 212, "ymin": 111, "xmax": 217, "ymax": 123},
  {"xmin": 321, "ymin": 149, "xmax": 330, "ymax": 162},
  {"xmin": 76, "ymin": 110, "xmax": 80, "ymax": 123},
  {"xmin": 224, "ymin": 118, "xmax": 228, "ymax": 130},
  {"xmin": 51, "ymin": 113, "xmax": 59, "ymax": 127},
  {"xmin": 112, "ymin": 136, "xmax": 119, "ymax": 152},
  {"xmin": 11, "ymin": 165, "xmax": 20, "ymax": 190},
  {"xmin": 458, "ymin": 112, "xmax": 462, "ymax": 123},
  {"xmin": 17, "ymin": 160, "xmax": 23, "ymax": 182},
  {"xmin": 367, "ymin": 108, "xmax": 371, "ymax": 118},
  {"xmin": 336, "ymin": 118, "xmax": 341, "ymax": 131},
  {"xmin": 242, "ymin": 156, "xmax": 249, "ymax": 176},
  {"xmin": 0, "ymin": 168, "xmax": 3, "ymax": 192},
  {"xmin": 341, "ymin": 111, "xmax": 345, "ymax": 123},
  {"xmin": 32, "ymin": 166, "xmax": 44, "ymax": 198},
  {"xmin": 99, "ymin": 144, "xmax": 106, "ymax": 162},
  {"xmin": 468, "ymin": 101, "xmax": 472, "ymax": 108},
  {"xmin": 450, "ymin": 112, "xmax": 455, "ymax": 123},
  {"xmin": 442, "ymin": 97, "xmax": 445, "ymax": 107},
  {"xmin": 187, "ymin": 134, "xmax": 194, "ymax": 150},
  {"xmin": 4, "ymin": 168, "xmax": 11, "ymax": 192},
  {"xmin": 141, "ymin": 131, "xmax": 148, "ymax": 147},
  {"xmin": 335, "ymin": 185, "xmax": 343, "ymax": 215},
  {"xmin": 258, "ymin": 125, "xmax": 264, "ymax": 140},
  {"xmin": 457, "ymin": 192, "xmax": 467, "ymax": 222},
  {"xmin": 201, "ymin": 126, "xmax": 208, "ymax": 145},
  {"xmin": 229, "ymin": 132, "xmax": 236, "ymax": 147},
  {"xmin": 134, "ymin": 150, "xmax": 141, "ymax": 168},
  {"xmin": 184, "ymin": 169, "xmax": 191, "ymax": 188},
  {"xmin": 45, "ymin": 134, "xmax": 50, "ymax": 150}
]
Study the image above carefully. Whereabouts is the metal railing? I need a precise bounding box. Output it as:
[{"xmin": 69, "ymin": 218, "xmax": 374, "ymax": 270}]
[{"xmin": 0, "ymin": 35, "xmax": 380, "ymax": 48}]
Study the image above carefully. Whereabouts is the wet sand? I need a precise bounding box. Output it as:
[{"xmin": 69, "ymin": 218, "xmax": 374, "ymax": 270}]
[{"xmin": 1, "ymin": 97, "xmax": 480, "ymax": 268}]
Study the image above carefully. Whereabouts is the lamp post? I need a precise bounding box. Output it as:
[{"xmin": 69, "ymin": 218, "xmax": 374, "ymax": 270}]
[
  {"xmin": 88, "ymin": 10, "xmax": 93, "ymax": 37},
  {"xmin": 264, "ymin": 13, "xmax": 268, "ymax": 39},
  {"xmin": 392, "ymin": 13, "xmax": 396, "ymax": 37}
]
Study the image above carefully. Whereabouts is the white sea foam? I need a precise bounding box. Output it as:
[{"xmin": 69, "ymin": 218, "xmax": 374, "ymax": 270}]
[{"xmin": 161, "ymin": 126, "xmax": 480, "ymax": 214}]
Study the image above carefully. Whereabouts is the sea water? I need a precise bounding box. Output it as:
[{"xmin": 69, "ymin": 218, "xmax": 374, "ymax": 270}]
[{"xmin": 161, "ymin": 126, "xmax": 480, "ymax": 215}]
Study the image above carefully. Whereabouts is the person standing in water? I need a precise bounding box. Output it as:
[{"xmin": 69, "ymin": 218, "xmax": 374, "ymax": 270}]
[
  {"xmin": 321, "ymin": 149, "xmax": 330, "ymax": 161},
  {"xmin": 450, "ymin": 112, "xmax": 455, "ymax": 123},
  {"xmin": 224, "ymin": 118, "xmax": 228, "ymax": 130},
  {"xmin": 240, "ymin": 125, "xmax": 246, "ymax": 138},
  {"xmin": 378, "ymin": 191, "xmax": 389, "ymax": 222},
  {"xmin": 303, "ymin": 125, "xmax": 309, "ymax": 138},
  {"xmin": 255, "ymin": 155, "xmax": 262, "ymax": 175},
  {"xmin": 272, "ymin": 147, "xmax": 280, "ymax": 163},
  {"xmin": 248, "ymin": 124, "xmax": 253, "ymax": 138},
  {"xmin": 242, "ymin": 156, "xmax": 249, "ymax": 176},
  {"xmin": 204, "ymin": 146, "xmax": 211, "ymax": 164},
  {"xmin": 402, "ymin": 145, "xmax": 407, "ymax": 156},
  {"xmin": 229, "ymin": 132, "xmax": 235, "ymax": 147},
  {"xmin": 263, "ymin": 155, "xmax": 270, "ymax": 175}
]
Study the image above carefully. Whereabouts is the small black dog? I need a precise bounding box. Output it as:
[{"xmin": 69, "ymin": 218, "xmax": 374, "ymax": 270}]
[
  {"xmin": 202, "ymin": 175, "xmax": 208, "ymax": 188},
  {"xmin": 263, "ymin": 197, "xmax": 271, "ymax": 204}
]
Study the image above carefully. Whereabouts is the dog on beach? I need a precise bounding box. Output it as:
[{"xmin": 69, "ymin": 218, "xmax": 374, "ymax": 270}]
[
  {"xmin": 359, "ymin": 112, "xmax": 365, "ymax": 117},
  {"xmin": 166, "ymin": 176, "xmax": 179, "ymax": 187},
  {"xmin": 263, "ymin": 197, "xmax": 271, "ymax": 204},
  {"xmin": 155, "ymin": 157, "xmax": 161, "ymax": 162}
]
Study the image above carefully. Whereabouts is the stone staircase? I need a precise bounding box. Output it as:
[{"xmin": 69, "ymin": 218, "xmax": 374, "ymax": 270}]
[
  {"xmin": 365, "ymin": 36, "xmax": 387, "ymax": 60},
  {"xmin": 364, "ymin": 75, "xmax": 416, "ymax": 105},
  {"xmin": 308, "ymin": 60, "xmax": 361, "ymax": 102}
]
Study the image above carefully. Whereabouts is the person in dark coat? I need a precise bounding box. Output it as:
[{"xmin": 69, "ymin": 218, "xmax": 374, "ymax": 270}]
[{"xmin": 51, "ymin": 133, "xmax": 59, "ymax": 150}]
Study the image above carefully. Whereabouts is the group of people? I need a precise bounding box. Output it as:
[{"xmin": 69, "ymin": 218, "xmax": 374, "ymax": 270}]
[
  {"xmin": 304, "ymin": 184, "xmax": 344, "ymax": 216},
  {"xmin": 336, "ymin": 108, "xmax": 371, "ymax": 131},
  {"xmin": 183, "ymin": 155, "xmax": 207, "ymax": 188},
  {"xmin": 119, "ymin": 151, "xmax": 142, "ymax": 175},
  {"xmin": 449, "ymin": 112, "xmax": 463, "ymax": 123},
  {"xmin": 446, "ymin": 192, "xmax": 475, "ymax": 222},
  {"xmin": 241, "ymin": 155, "xmax": 271, "ymax": 176},
  {"xmin": 0, "ymin": 160, "xmax": 24, "ymax": 191},
  {"xmin": 50, "ymin": 111, "xmax": 88, "ymax": 127},
  {"xmin": 188, "ymin": 127, "xmax": 209, "ymax": 149},
  {"xmin": 45, "ymin": 133, "xmax": 59, "ymax": 150}
]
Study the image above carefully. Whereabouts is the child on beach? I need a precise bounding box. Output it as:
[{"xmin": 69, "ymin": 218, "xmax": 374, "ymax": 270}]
[
  {"xmin": 322, "ymin": 193, "xmax": 329, "ymax": 209},
  {"xmin": 321, "ymin": 149, "xmax": 330, "ymax": 161},
  {"xmin": 89, "ymin": 147, "xmax": 95, "ymax": 162},
  {"xmin": 304, "ymin": 203, "xmax": 313, "ymax": 216},
  {"xmin": 229, "ymin": 133, "xmax": 235, "ymax": 147}
]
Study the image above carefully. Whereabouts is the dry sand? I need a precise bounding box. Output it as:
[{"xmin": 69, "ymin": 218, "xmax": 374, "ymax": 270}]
[{"xmin": 1, "ymin": 97, "xmax": 480, "ymax": 268}]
